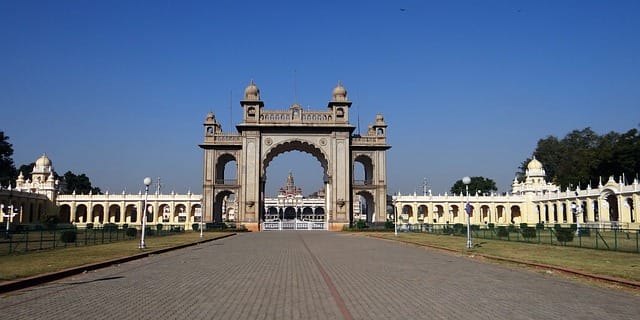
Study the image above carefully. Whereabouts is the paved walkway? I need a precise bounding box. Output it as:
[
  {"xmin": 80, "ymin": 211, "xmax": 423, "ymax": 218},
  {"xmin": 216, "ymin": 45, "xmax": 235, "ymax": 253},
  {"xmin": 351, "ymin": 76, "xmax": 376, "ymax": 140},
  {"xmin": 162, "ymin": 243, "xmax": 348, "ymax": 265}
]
[{"xmin": 1, "ymin": 232, "xmax": 639, "ymax": 319}]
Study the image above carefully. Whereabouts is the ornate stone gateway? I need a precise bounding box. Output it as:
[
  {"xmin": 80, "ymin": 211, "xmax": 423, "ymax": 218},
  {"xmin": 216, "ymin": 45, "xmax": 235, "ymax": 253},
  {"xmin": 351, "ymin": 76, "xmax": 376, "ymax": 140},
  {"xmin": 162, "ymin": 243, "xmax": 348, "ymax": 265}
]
[{"xmin": 199, "ymin": 81, "xmax": 391, "ymax": 231}]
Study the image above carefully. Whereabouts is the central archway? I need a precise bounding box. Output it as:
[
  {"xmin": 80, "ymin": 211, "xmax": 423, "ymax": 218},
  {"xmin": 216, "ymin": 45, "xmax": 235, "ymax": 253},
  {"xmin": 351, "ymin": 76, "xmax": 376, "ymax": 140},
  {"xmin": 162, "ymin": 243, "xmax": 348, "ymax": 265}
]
[{"xmin": 200, "ymin": 81, "xmax": 390, "ymax": 231}]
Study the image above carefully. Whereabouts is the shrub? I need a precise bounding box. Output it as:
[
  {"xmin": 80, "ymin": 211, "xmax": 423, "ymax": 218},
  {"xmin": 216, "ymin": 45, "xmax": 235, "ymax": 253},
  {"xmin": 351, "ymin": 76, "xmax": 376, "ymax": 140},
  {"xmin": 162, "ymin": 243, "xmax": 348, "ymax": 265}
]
[
  {"xmin": 192, "ymin": 223, "xmax": 200, "ymax": 231},
  {"xmin": 555, "ymin": 228, "xmax": 574, "ymax": 243},
  {"xmin": 521, "ymin": 227, "xmax": 537, "ymax": 239},
  {"xmin": 60, "ymin": 230, "xmax": 77, "ymax": 243},
  {"xmin": 488, "ymin": 223, "xmax": 495, "ymax": 230},
  {"xmin": 122, "ymin": 224, "xmax": 128, "ymax": 230},
  {"xmin": 519, "ymin": 223, "xmax": 528, "ymax": 229},
  {"xmin": 453, "ymin": 223, "xmax": 464, "ymax": 234},
  {"xmin": 103, "ymin": 223, "xmax": 118, "ymax": 232},
  {"xmin": 126, "ymin": 227, "xmax": 138, "ymax": 238},
  {"xmin": 156, "ymin": 224, "xmax": 163, "ymax": 231},
  {"xmin": 355, "ymin": 220, "xmax": 368, "ymax": 230},
  {"xmin": 496, "ymin": 226, "xmax": 509, "ymax": 237},
  {"xmin": 535, "ymin": 222, "xmax": 545, "ymax": 230},
  {"xmin": 86, "ymin": 223, "xmax": 94, "ymax": 229},
  {"xmin": 384, "ymin": 220, "xmax": 394, "ymax": 230}
]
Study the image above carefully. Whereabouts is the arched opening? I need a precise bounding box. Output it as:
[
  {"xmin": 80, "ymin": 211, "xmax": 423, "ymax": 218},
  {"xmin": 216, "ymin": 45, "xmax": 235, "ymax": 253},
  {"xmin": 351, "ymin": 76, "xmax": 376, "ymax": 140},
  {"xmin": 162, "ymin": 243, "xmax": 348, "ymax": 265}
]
[
  {"xmin": 353, "ymin": 155, "xmax": 373, "ymax": 185},
  {"xmin": 91, "ymin": 205, "xmax": 104, "ymax": 224},
  {"xmin": 314, "ymin": 207, "xmax": 325, "ymax": 221},
  {"xmin": 59, "ymin": 204, "xmax": 71, "ymax": 223},
  {"xmin": 215, "ymin": 153, "xmax": 237, "ymax": 185},
  {"xmin": 510, "ymin": 206, "xmax": 521, "ymax": 224},
  {"xmin": 191, "ymin": 204, "xmax": 202, "ymax": 223},
  {"xmin": 356, "ymin": 192, "xmax": 375, "ymax": 224},
  {"xmin": 108, "ymin": 204, "xmax": 120, "ymax": 223},
  {"xmin": 125, "ymin": 204, "xmax": 137, "ymax": 223},
  {"xmin": 450, "ymin": 205, "xmax": 460, "ymax": 224},
  {"xmin": 593, "ymin": 200, "xmax": 599, "ymax": 221},
  {"xmin": 159, "ymin": 204, "xmax": 171, "ymax": 223},
  {"xmin": 480, "ymin": 205, "xmax": 490, "ymax": 224},
  {"xmin": 262, "ymin": 140, "xmax": 328, "ymax": 226},
  {"xmin": 175, "ymin": 204, "xmax": 187, "ymax": 223},
  {"xmin": 434, "ymin": 205, "xmax": 444, "ymax": 223},
  {"xmin": 215, "ymin": 191, "xmax": 236, "ymax": 223},
  {"xmin": 628, "ymin": 198, "xmax": 635, "ymax": 223},
  {"xmin": 284, "ymin": 207, "xmax": 297, "ymax": 220},
  {"xmin": 607, "ymin": 194, "xmax": 619, "ymax": 222},
  {"xmin": 76, "ymin": 204, "xmax": 87, "ymax": 223},
  {"xmin": 417, "ymin": 205, "xmax": 428, "ymax": 222},
  {"xmin": 496, "ymin": 205, "xmax": 506, "ymax": 224},
  {"xmin": 562, "ymin": 203, "xmax": 567, "ymax": 223},
  {"xmin": 402, "ymin": 205, "xmax": 413, "ymax": 223}
]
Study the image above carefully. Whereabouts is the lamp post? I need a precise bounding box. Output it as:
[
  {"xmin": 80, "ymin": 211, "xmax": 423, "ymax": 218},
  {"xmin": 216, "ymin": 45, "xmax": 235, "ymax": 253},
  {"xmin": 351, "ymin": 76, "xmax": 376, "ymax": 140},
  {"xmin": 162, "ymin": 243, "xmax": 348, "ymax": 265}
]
[
  {"xmin": 199, "ymin": 207, "xmax": 204, "ymax": 238},
  {"xmin": 3, "ymin": 204, "xmax": 18, "ymax": 238},
  {"xmin": 393, "ymin": 195, "xmax": 398, "ymax": 237},
  {"xmin": 572, "ymin": 191, "xmax": 582, "ymax": 236},
  {"xmin": 463, "ymin": 176, "xmax": 472, "ymax": 249},
  {"xmin": 139, "ymin": 177, "xmax": 152, "ymax": 249}
]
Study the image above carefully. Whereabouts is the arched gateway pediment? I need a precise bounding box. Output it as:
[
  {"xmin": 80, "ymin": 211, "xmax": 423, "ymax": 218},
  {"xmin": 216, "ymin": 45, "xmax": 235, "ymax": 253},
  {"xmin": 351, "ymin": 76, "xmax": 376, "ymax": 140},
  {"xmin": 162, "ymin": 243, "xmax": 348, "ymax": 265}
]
[
  {"xmin": 262, "ymin": 139, "xmax": 329, "ymax": 178},
  {"xmin": 199, "ymin": 81, "xmax": 390, "ymax": 231}
]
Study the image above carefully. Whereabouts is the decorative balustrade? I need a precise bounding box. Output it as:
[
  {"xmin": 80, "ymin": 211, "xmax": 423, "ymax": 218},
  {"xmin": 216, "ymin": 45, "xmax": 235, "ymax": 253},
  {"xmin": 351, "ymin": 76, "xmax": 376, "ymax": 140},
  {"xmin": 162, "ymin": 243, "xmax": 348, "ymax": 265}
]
[{"xmin": 260, "ymin": 110, "xmax": 333, "ymax": 124}]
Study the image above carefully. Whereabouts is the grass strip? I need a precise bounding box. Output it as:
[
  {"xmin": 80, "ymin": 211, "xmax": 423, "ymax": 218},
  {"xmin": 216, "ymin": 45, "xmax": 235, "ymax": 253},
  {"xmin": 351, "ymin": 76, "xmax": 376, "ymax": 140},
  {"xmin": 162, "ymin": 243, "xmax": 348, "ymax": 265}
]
[
  {"xmin": 0, "ymin": 232, "xmax": 233, "ymax": 282},
  {"xmin": 369, "ymin": 232, "xmax": 640, "ymax": 282}
]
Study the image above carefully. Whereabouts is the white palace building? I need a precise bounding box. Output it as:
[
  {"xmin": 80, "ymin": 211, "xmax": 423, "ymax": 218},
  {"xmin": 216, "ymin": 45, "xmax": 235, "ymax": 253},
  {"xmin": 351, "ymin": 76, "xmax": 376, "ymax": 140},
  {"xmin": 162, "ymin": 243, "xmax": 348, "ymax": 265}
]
[
  {"xmin": 392, "ymin": 157, "xmax": 640, "ymax": 230},
  {"xmin": 2, "ymin": 154, "xmax": 639, "ymax": 231}
]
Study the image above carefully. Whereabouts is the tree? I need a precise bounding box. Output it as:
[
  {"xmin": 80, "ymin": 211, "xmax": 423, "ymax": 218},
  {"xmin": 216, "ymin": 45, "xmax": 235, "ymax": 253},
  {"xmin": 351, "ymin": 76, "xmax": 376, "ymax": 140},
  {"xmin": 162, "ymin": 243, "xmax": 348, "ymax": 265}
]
[
  {"xmin": 16, "ymin": 162, "xmax": 35, "ymax": 181},
  {"xmin": 0, "ymin": 132, "xmax": 17, "ymax": 187},
  {"xmin": 60, "ymin": 171, "xmax": 102, "ymax": 194},
  {"xmin": 520, "ymin": 127, "xmax": 640, "ymax": 190},
  {"xmin": 450, "ymin": 176, "xmax": 497, "ymax": 195}
]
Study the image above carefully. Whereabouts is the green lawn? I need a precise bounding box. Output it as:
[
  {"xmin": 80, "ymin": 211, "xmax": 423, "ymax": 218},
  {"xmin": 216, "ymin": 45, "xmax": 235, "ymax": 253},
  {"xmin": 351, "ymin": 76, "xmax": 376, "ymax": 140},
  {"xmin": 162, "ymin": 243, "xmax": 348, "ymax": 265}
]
[
  {"xmin": 0, "ymin": 232, "xmax": 232, "ymax": 282},
  {"xmin": 370, "ymin": 232, "xmax": 640, "ymax": 283}
]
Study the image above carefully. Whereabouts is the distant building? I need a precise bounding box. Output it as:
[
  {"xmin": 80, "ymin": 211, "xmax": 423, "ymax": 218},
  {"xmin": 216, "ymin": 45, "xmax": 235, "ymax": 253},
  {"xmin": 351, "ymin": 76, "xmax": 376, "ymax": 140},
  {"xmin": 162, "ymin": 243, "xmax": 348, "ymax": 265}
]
[{"xmin": 393, "ymin": 157, "xmax": 640, "ymax": 230}]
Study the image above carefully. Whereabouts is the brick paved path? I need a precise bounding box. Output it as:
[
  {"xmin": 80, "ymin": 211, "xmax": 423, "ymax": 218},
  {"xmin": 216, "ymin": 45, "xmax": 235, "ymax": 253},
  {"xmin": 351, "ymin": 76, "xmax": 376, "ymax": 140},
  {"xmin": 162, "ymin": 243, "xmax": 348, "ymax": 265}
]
[{"xmin": 1, "ymin": 232, "xmax": 639, "ymax": 319}]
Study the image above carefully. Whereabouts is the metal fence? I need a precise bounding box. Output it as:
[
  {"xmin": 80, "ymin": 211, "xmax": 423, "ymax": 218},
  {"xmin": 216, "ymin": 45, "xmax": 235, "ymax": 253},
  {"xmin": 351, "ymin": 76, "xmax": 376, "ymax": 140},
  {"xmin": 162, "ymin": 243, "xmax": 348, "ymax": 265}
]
[
  {"xmin": 397, "ymin": 223, "xmax": 640, "ymax": 253},
  {"xmin": 0, "ymin": 224, "xmax": 186, "ymax": 255}
]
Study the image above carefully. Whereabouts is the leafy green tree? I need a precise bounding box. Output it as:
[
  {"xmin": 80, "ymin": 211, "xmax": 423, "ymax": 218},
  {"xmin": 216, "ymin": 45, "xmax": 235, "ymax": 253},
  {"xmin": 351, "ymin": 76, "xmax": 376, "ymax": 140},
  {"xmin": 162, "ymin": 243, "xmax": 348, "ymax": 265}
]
[
  {"xmin": 520, "ymin": 127, "xmax": 640, "ymax": 189},
  {"xmin": 16, "ymin": 162, "xmax": 35, "ymax": 180},
  {"xmin": 450, "ymin": 176, "xmax": 497, "ymax": 195},
  {"xmin": 60, "ymin": 171, "xmax": 102, "ymax": 194},
  {"xmin": 0, "ymin": 132, "xmax": 17, "ymax": 187}
]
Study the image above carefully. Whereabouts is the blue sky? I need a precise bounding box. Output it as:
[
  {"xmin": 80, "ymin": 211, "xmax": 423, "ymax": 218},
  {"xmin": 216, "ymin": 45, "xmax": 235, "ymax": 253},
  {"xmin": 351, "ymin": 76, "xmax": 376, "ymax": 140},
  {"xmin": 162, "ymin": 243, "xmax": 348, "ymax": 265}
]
[{"xmin": 1, "ymin": 1, "xmax": 639, "ymax": 196}]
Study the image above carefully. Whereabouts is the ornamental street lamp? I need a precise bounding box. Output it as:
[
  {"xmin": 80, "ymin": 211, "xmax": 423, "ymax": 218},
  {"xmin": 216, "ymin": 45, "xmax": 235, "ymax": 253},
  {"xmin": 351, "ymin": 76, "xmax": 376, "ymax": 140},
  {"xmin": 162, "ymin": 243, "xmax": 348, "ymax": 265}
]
[
  {"xmin": 199, "ymin": 207, "xmax": 204, "ymax": 238},
  {"xmin": 572, "ymin": 191, "xmax": 582, "ymax": 236},
  {"xmin": 2, "ymin": 204, "xmax": 19, "ymax": 238},
  {"xmin": 393, "ymin": 195, "xmax": 398, "ymax": 237},
  {"xmin": 463, "ymin": 176, "xmax": 472, "ymax": 249},
  {"xmin": 139, "ymin": 177, "xmax": 152, "ymax": 249}
]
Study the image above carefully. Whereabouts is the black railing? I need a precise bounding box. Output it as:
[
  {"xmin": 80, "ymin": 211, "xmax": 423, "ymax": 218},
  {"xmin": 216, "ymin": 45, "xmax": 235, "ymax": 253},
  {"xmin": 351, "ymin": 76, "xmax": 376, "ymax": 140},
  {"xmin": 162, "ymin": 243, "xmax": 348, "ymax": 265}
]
[{"xmin": 394, "ymin": 223, "xmax": 640, "ymax": 253}]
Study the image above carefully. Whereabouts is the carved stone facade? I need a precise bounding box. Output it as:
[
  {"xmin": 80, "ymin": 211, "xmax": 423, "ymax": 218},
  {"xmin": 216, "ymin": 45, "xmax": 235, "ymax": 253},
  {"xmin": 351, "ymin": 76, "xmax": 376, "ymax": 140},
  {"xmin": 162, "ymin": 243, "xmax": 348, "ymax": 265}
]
[{"xmin": 200, "ymin": 81, "xmax": 391, "ymax": 231}]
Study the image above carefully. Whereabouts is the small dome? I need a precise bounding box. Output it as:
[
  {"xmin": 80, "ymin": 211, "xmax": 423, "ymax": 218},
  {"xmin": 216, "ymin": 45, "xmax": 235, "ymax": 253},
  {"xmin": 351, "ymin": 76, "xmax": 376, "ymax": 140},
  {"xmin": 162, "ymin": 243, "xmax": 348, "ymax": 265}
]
[
  {"xmin": 332, "ymin": 82, "xmax": 347, "ymax": 101},
  {"xmin": 244, "ymin": 80, "xmax": 260, "ymax": 100},
  {"xmin": 527, "ymin": 157, "xmax": 543, "ymax": 170},
  {"xmin": 35, "ymin": 154, "xmax": 52, "ymax": 167}
]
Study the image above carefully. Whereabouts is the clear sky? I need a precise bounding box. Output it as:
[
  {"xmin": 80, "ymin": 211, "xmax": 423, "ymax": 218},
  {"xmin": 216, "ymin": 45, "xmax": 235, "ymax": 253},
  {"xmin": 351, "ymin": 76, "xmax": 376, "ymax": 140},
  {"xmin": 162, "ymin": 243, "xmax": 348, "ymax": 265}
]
[{"xmin": 1, "ymin": 1, "xmax": 639, "ymax": 197}]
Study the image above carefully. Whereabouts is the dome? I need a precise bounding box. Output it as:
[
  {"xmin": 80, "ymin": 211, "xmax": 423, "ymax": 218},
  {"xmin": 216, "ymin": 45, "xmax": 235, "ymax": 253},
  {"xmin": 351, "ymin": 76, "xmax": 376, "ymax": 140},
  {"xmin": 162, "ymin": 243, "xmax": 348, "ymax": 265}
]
[
  {"xmin": 527, "ymin": 157, "xmax": 543, "ymax": 170},
  {"xmin": 244, "ymin": 80, "xmax": 260, "ymax": 100},
  {"xmin": 35, "ymin": 154, "xmax": 52, "ymax": 167},
  {"xmin": 332, "ymin": 82, "xmax": 347, "ymax": 101}
]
